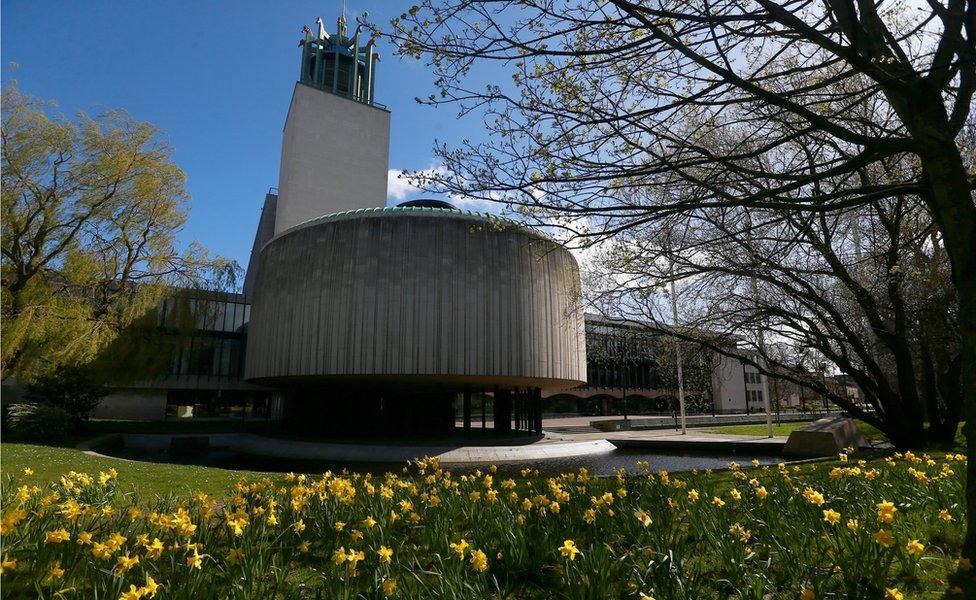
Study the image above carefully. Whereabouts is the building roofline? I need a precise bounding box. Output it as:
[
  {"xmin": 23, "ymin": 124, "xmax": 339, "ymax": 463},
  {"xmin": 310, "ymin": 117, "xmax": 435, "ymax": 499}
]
[{"xmin": 262, "ymin": 205, "xmax": 555, "ymax": 252}]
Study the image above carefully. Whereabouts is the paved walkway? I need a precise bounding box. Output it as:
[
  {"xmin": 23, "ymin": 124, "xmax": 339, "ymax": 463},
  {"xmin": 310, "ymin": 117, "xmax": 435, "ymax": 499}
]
[{"xmin": 460, "ymin": 413, "xmax": 822, "ymax": 429}]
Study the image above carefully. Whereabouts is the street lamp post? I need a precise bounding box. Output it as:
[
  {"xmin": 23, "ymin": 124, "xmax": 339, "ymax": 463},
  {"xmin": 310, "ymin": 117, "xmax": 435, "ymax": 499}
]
[
  {"xmin": 744, "ymin": 210, "xmax": 774, "ymax": 439},
  {"xmin": 670, "ymin": 280, "xmax": 687, "ymax": 435}
]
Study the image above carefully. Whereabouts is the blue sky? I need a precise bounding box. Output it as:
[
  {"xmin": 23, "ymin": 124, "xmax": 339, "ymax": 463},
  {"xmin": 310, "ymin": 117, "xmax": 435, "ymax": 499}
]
[{"xmin": 1, "ymin": 1, "xmax": 481, "ymax": 269}]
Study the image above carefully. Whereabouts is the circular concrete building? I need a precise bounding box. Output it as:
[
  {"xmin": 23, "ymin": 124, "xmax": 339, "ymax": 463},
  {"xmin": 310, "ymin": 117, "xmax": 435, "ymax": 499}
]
[{"xmin": 244, "ymin": 203, "xmax": 586, "ymax": 437}]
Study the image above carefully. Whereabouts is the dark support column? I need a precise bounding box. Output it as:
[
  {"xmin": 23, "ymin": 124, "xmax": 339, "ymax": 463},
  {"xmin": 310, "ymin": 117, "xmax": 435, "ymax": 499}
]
[
  {"xmin": 522, "ymin": 390, "xmax": 527, "ymax": 432},
  {"xmin": 520, "ymin": 390, "xmax": 526, "ymax": 431},
  {"xmin": 481, "ymin": 389, "xmax": 486, "ymax": 430},
  {"xmin": 463, "ymin": 386, "xmax": 472, "ymax": 436},
  {"xmin": 515, "ymin": 389, "xmax": 522, "ymax": 431},
  {"xmin": 534, "ymin": 387, "xmax": 543, "ymax": 434},
  {"xmin": 494, "ymin": 387, "xmax": 512, "ymax": 435}
]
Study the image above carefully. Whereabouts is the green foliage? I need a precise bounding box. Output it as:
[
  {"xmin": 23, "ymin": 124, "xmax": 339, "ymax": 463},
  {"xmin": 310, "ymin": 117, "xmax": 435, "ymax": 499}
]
[
  {"xmin": 6, "ymin": 403, "xmax": 74, "ymax": 440},
  {"xmin": 1, "ymin": 81, "xmax": 238, "ymax": 381},
  {"xmin": 24, "ymin": 365, "xmax": 107, "ymax": 426}
]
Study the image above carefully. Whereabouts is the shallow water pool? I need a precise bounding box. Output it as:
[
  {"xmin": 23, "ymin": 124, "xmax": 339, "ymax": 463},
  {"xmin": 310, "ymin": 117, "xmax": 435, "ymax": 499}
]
[{"xmin": 101, "ymin": 445, "xmax": 781, "ymax": 477}]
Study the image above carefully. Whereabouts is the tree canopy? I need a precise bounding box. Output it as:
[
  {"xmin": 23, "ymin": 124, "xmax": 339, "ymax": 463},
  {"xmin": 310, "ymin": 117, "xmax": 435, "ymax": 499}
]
[{"xmin": 1, "ymin": 83, "xmax": 237, "ymax": 381}]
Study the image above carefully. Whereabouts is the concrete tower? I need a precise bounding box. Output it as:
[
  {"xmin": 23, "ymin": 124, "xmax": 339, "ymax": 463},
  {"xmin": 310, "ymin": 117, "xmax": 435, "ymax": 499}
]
[
  {"xmin": 245, "ymin": 12, "xmax": 391, "ymax": 297},
  {"xmin": 275, "ymin": 12, "xmax": 390, "ymax": 235}
]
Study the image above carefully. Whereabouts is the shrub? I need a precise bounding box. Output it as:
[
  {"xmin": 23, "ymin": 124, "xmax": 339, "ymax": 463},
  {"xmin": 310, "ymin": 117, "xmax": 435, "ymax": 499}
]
[
  {"xmin": 25, "ymin": 365, "xmax": 106, "ymax": 427},
  {"xmin": 6, "ymin": 402, "xmax": 74, "ymax": 439}
]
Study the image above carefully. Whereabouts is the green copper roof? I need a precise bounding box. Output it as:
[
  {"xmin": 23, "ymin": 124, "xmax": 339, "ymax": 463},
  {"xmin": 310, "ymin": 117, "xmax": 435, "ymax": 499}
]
[{"xmin": 267, "ymin": 205, "xmax": 554, "ymax": 248}]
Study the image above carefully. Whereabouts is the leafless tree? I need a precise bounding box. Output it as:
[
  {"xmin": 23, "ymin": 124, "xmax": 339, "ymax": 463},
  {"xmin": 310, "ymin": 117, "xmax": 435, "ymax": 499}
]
[{"xmin": 385, "ymin": 0, "xmax": 976, "ymax": 555}]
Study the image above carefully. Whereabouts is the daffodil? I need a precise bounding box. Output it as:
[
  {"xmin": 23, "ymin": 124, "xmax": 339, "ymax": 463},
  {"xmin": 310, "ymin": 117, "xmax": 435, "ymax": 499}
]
[
  {"xmin": 145, "ymin": 538, "xmax": 164, "ymax": 560},
  {"xmin": 119, "ymin": 584, "xmax": 142, "ymax": 600},
  {"xmin": 822, "ymin": 509, "xmax": 841, "ymax": 525},
  {"xmin": 635, "ymin": 510, "xmax": 652, "ymax": 527},
  {"xmin": 141, "ymin": 575, "xmax": 161, "ymax": 598},
  {"xmin": 115, "ymin": 553, "xmax": 139, "ymax": 573},
  {"xmin": 45, "ymin": 562, "xmax": 65, "ymax": 582},
  {"xmin": 469, "ymin": 548, "xmax": 488, "ymax": 572},
  {"xmin": 884, "ymin": 588, "xmax": 904, "ymax": 600},
  {"xmin": 92, "ymin": 542, "xmax": 114, "ymax": 561},
  {"xmin": 0, "ymin": 554, "xmax": 16, "ymax": 574},
  {"xmin": 876, "ymin": 500, "xmax": 897, "ymax": 523},
  {"xmin": 346, "ymin": 549, "xmax": 365, "ymax": 572},
  {"xmin": 875, "ymin": 529, "xmax": 894, "ymax": 548},
  {"xmin": 802, "ymin": 488, "xmax": 825, "ymax": 506},
  {"xmin": 186, "ymin": 549, "xmax": 203, "ymax": 569},
  {"xmin": 45, "ymin": 528, "xmax": 70, "ymax": 544},
  {"xmin": 559, "ymin": 539, "xmax": 580, "ymax": 561}
]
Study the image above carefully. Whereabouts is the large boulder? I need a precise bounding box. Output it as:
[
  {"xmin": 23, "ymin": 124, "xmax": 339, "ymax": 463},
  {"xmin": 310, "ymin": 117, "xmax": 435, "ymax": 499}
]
[{"xmin": 783, "ymin": 416, "xmax": 868, "ymax": 458}]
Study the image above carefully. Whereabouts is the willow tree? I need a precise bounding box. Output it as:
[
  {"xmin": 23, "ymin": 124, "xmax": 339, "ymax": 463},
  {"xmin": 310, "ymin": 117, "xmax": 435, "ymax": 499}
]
[
  {"xmin": 386, "ymin": 0, "xmax": 976, "ymax": 556},
  {"xmin": 1, "ymin": 83, "xmax": 235, "ymax": 381}
]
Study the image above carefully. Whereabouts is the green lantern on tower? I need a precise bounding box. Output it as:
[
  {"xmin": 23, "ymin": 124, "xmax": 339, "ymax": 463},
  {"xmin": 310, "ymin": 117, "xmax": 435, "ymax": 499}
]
[{"xmin": 299, "ymin": 11, "xmax": 378, "ymax": 104}]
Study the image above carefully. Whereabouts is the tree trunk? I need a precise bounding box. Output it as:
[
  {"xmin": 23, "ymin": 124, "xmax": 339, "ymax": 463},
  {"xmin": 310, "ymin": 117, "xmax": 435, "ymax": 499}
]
[
  {"xmin": 958, "ymin": 284, "xmax": 976, "ymax": 560},
  {"xmin": 929, "ymin": 354, "xmax": 964, "ymax": 445},
  {"xmin": 956, "ymin": 279, "xmax": 976, "ymax": 559},
  {"xmin": 915, "ymin": 143, "xmax": 976, "ymax": 559}
]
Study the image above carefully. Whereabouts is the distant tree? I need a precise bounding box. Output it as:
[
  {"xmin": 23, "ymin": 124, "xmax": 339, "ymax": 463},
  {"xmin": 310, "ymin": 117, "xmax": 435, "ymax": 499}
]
[
  {"xmin": 645, "ymin": 332, "xmax": 714, "ymax": 414},
  {"xmin": 585, "ymin": 191, "xmax": 960, "ymax": 448},
  {"xmin": 385, "ymin": 0, "xmax": 976, "ymax": 556},
  {"xmin": 1, "ymin": 82, "xmax": 237, "ymax": 381}
]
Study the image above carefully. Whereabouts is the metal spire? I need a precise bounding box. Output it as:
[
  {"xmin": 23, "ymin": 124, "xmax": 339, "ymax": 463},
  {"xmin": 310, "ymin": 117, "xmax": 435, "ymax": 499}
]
[{"xmin": 338, "ymin": 0, "xmax": 347, "ymax": 37}]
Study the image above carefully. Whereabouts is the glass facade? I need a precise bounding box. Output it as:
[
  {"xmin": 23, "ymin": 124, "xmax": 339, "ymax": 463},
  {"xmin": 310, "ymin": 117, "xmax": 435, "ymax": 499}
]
[
  {"xmin": 582, "ymin": 322, "xmax": 660, "ymax": 391},
  {"xmin": 157, "ymin": 294, "xmax": 250, "ymax": 379}
]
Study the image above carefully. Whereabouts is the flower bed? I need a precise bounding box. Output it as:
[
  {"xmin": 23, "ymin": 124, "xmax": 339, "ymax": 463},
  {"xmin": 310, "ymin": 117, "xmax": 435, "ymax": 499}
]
[{"xmin": 0, "ymin": 451, "xmax": 968, "ymax": 598}]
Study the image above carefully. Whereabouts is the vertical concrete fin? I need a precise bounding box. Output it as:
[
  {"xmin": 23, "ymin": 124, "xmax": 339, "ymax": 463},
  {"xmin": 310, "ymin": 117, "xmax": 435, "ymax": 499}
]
[{"xmin": 243, "ymin": 191, "xmax": 279, "ymax": 300}]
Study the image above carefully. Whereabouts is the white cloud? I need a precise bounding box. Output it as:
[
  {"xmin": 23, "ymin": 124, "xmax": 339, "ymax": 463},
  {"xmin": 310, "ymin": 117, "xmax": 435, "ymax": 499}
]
[
  {"xmin": 388, "ymin": 163, "xmax": 508, "ymax": 214},
  {"xmin": 387, "ymin": 169, "xmax": 421, "ymax": 201}
]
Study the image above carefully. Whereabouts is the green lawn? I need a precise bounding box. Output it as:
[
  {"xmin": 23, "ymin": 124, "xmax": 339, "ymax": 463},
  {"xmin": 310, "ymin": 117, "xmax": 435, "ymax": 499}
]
[
  {"xmin": 0, "ymin": 442, "xmax": 270, "ymax": 497},
  {"xmin": 700, "ymin": 421, "xmax": 967, "ymax": 451},
  {"xmin": 700, "ymin": 419, "xmax": 887, "ymax": 441}
]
